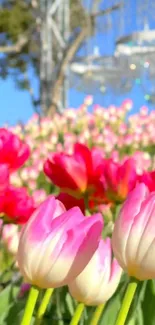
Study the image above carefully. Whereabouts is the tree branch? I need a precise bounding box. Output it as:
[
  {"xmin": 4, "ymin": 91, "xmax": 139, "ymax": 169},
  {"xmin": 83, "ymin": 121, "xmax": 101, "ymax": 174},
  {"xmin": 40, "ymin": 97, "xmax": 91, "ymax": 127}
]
[
  {"xmin": 48, "ymin": 27, "xmax": 88, "ymax": 115},
  {"xmin": 91, "ymin": 2, "xmax": 123, "ymax": 18},
  {"xmin": 47, "ymin": 2, "xmax": 123, "ymax": 115},
  {"xmin": 0, "ymin": 36, "xmax": 28, "ymax": 53}
]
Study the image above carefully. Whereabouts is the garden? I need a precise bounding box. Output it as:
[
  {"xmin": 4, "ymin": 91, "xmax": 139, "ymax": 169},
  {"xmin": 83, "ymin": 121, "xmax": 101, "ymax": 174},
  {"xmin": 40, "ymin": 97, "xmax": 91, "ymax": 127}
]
[{"xmin": 0, "ymin": 98, "xmax": 155, "ymax": 324}]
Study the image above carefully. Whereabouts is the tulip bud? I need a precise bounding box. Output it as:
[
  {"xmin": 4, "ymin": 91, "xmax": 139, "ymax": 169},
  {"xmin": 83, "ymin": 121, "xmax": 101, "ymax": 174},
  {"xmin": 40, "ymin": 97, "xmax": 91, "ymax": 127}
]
[
  {"xmin": 68, "ymin": 238, "xmax": 122, "ymax": 305},
  {"xmin": 112, "ymin": 183, "xmax": 155, "ymax": 280},
  {"xmin": 18, "ymin": 283, "xmax": 31, "ymax": 298},
  {"xmin": 17, "ymin": 196, "xmax": 103, "ymax": 288}
]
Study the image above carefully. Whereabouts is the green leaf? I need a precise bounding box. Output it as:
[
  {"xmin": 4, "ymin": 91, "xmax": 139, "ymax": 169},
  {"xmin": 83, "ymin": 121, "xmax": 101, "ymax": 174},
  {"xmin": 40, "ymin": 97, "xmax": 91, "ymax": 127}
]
[
  {"xmin": 2, "ymin": 301, "xmax": 25, "ymax": 325},
  {"xmin": 126, "ymin": 280, "xmax": 146, "ymax": 324},
  {"xmin": 0, "ymin": 285, "xmax": 18, "ymax": 314},
  {"xmin": 99, "ymin": 292, "xmax": 121, "ymax": 325},
  {"xmin": 0, "ymin": 284, "xmax": 19, "ymax": 324},
  {"xmin": 150, "ymin": 279, "xmax": 155, "ymax": 295},
  {"xmin": 65, "ymin": 293, "xmax": 75, "ymax": 317},
  {"xmin": 141, "ymin": 280, "xmax": 155, "ymax": 325}
]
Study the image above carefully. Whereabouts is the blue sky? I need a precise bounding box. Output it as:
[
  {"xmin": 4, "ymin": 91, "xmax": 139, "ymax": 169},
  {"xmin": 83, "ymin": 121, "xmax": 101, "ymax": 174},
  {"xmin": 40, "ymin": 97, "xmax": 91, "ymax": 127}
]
[
  {"xmin": 1, "ymin": 75, "xmax": 154, "ymax": 126},
  {"xmin": 0, "ymin": 0, "xmax": 155, "ymax": 126}
]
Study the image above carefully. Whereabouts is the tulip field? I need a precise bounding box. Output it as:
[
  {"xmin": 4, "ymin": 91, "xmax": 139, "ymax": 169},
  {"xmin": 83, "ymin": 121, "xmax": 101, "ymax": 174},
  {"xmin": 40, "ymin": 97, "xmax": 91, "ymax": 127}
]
[{"xmin": 1, "ymin": 98, "xmax": 155, "ymax": 324}]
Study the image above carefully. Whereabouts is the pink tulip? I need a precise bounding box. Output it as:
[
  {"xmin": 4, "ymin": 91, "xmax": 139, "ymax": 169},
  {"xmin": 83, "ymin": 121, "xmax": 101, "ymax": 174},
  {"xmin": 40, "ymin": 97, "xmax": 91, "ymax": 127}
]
[
  {"xmin": 112, "ymin": 183, "xmax": 155, "ymax": 280},
  {"xmin": 17, "ymin": 196, "xmax": 103, "ymax": 288},
  {"xmin": 140, "ymin": 106, "xmax": 148, "ymax": 116},
  {"xmin": 10, "ymin": 172, "xmax": 22, "ymax": 187},
  {"xmin": 119, "ymin": 123, "xmax": 127, "ymax": 135},
  {"xmin": 84, "ymin": 95, "xmax": 93, "ymax": 106},
  {"xmin": 131, "ymin": 151, "xmax": 151, "ymax": 174},
  {"xmin": 68, "ymin": 238, "xmax": 122, "ymax": 305},
  {"xmin": 2, "ymin": 224, "xmax": 20, "ymax": 255},
  {"xmin": 122, "ymin": 99, "xmax": 133, "ymax": 111},
  {"xmin": 32, "ymin": 189, "xmax": 47, "ymax": 205},
  {"xmin": 0, "ymin": 128, "xmax": 30, "ymax": 171}
]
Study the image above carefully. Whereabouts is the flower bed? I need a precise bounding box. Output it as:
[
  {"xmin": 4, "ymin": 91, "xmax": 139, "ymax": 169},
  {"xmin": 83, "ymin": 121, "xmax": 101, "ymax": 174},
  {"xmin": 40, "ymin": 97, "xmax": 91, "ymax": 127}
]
[{"xmin": 0, "ymin": 98, "xmax": 155, "ymax": 325}]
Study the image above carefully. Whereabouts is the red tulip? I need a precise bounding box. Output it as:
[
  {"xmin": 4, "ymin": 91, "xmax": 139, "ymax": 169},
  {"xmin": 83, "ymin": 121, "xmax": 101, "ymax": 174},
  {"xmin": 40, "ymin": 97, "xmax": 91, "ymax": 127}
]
[
  {"xmin": 101, "ymin": 158, "xmax": 138, "ymax": 202},
  {"xmin": 0, "ymin": 164, "xmax": 9, "ymax": 193},
  {"xmin": 138, "ymin": 171, "xmax": 155, "ymax": 192},
  {"xmin": 0, "ymin": 186, "xmax": 35, "ymax": 224},
  {"xmin": 0, "ymin": 128, "xmax": 30, "ymax": 171},
  {"xmin": 44, "ymin": 143, "xmax": 104, "ymax": 198},
  {"xmin": 57, "ymin": 193, "xmax": 85, "ymax": 213}
]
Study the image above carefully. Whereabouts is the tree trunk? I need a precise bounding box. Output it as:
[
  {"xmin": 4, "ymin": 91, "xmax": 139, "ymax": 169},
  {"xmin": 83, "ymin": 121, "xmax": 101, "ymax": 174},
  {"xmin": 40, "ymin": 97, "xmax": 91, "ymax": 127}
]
[
  {"xmin": 47, "ymin": 27, "xmax": 89, "ymax": 116},
  {"xmin": 47, "ymin": 2, "xmax": 123, "ymax": 116}
]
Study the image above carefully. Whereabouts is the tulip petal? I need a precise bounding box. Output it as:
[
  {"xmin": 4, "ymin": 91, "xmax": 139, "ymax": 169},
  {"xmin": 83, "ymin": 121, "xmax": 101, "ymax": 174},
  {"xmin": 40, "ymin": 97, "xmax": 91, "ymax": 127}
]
[
  {"xmin": 125, "ymin": 193, "xmax": 155, "ymax": 275},
  {"xmin": 139, "ymin": 237, "xmax": 155, "ymax": 279},
  {"xmin": 112, "ymin": 183, "xmax": 148, "ymax": 269},
  {"xmin": 45, "ymin": 214, "xmax": 103, "ymax": 287},
  {"xmin": 23, "ymin": 196, "xmax": 66, "ymax": 241}
]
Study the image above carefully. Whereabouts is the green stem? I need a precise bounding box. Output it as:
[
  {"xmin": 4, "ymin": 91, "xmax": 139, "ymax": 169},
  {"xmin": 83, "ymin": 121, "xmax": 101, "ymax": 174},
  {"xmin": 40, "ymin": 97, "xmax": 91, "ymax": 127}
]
[
  {"xmin": 35, "ymin": 288, "xmax": 54, "ymax": 325},
  {"xmin": 84, "ymin": 194, "xmax": 89, "ymax": 214},
  {"xmin": 56, "ymin": 289, "xmax": 64, "ymax": 325},
  {"xmin": 115, "ymin": 278, "xmax": 138, "ymax": 325},
  {"xmin": 20, "ymin": 286, "xmax": 40, "ymax": 325},
  {"xmin": 70, "ymin": 303, "xmax": 85, "ymax": 325},
  {"xmin": 90, "ymin": 304, "xmax": 105, "ymax": 325}
]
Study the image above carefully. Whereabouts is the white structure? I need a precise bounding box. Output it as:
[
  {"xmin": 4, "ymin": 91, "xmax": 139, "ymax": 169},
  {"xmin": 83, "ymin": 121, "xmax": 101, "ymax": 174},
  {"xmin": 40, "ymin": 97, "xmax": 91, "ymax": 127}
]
[{"xmin": 40, "ymin": 0, "xmax": 70, "ymax": 112}]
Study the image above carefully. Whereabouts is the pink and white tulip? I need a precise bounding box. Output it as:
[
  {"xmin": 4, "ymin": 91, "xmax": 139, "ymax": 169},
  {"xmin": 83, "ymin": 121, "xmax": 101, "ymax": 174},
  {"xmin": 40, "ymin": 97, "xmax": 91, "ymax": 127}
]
[
  {"xmin": 17, "ymin": 196, "xmax": 103, "ymax": 288},
  {"xmin": 2, "ymin": 224, "xmax": 20, "ymax": 255},
  {"xmin": 68, "ymin": 238, "xmax": 122, "ymax": 305},
  {"xmin": 112, "ymin": 183, "xmax": 155, "ymax": 280}
]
